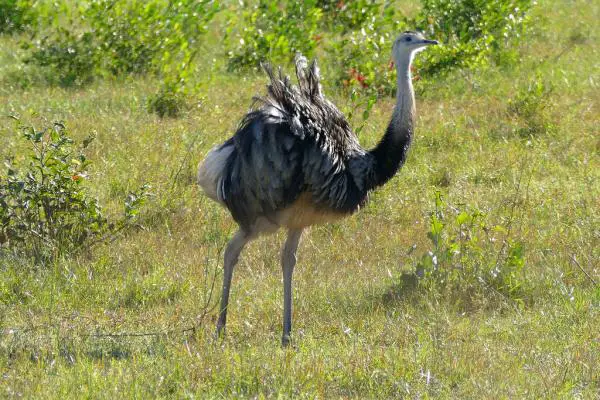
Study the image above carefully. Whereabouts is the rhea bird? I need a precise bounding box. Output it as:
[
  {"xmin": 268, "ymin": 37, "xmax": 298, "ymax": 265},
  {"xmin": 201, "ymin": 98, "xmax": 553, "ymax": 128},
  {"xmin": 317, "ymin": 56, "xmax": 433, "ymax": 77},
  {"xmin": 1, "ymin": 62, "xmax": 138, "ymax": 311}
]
[{"xmin": 198, "ymin": 31, "xmax": 437, "ymax": 346}]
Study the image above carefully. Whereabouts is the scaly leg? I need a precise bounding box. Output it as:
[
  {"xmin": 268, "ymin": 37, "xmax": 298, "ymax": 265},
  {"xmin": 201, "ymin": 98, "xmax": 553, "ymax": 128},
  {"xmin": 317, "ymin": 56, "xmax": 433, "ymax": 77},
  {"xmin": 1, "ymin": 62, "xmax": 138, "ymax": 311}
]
[
  {"xmin": 216, "ymin": 229, "xmax": 250, "ymax": 338},
  {"xmin": 281, "ymin": 228, "xmax": 303, "ymax": 347}
]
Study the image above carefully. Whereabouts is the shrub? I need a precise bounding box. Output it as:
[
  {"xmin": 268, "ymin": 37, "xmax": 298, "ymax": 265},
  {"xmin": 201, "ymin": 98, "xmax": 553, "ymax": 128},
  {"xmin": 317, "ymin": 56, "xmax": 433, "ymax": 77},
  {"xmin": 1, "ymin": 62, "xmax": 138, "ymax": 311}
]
[
  {"xmin": 413, "ymin": 0, "xmax": 534, "ymax": 76},
  {"xmin": 406, "ymin": 192, "xmax": 530, "ymax": 304},
  {"xmin": 0, "ymin": 0, "xmax": 36, "ymax": 34},
  {"xmin": 147, "ymin": 79, "xmax": 190, "ymax": 118},
  {"xmin": 0, "ymin": 119, "xmax": 149, "ymax": 263},
  {"xmin": 86, "ymin": 0, "xmax": 218, "ymax": 76},
  {"xmin": 147, "ymin": 42, "xmax": 202, "ymax": 118},
  {"xmin": 325, "ymin": 0, "xmax": 534, "ymax": 97},
  {"xmin": 26, "ymin": 0, "xmax": 219, "ymax": 87},
  {"xmin": 327, "ymin": 16, "xmax": 403, "ymax": 96},
  {"xmin": 317, "ymin": 0, "xmax": 381, "ymax": 32},
  {"xmin": 226, "ymin": 0, "xmax": 323, "ymax": 70},
  {"xmin": 507, "ymin": 76, "xmax": 555, "ymax": 137},
  {"xmin": 27, "ymin": 29, "xmax": 98, "ymax": 86}
]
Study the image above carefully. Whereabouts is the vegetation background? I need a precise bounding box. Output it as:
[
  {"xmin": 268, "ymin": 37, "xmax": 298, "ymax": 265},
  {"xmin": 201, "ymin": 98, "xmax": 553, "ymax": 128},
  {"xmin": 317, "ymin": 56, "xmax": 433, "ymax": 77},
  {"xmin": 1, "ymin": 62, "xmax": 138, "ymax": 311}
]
[{"xmin": 0, "ymin": 0, "xmax": 598, "ymax": 397}]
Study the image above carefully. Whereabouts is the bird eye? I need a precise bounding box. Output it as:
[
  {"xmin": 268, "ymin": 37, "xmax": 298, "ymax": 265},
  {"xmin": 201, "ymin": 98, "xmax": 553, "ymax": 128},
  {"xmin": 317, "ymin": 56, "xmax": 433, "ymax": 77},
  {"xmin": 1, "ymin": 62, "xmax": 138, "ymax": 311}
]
[{"xmin": 405, "ymin": 37, "xmax": 412, "ymax": 42}]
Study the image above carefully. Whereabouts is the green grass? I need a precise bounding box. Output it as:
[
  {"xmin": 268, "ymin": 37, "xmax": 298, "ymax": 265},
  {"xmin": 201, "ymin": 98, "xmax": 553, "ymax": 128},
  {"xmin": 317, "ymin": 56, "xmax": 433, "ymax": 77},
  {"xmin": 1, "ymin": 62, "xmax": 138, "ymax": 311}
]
[{"xmin": 1, "ymin": 0, "xmax": 599, "ymax": 398}]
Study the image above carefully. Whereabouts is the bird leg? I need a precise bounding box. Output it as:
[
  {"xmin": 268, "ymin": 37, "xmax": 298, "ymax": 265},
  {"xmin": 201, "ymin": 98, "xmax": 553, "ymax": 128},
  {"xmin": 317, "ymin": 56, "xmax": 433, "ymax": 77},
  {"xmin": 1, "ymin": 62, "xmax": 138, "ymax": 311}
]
[
  {"xmin": 216, "ymin": 229, "xmax": 250, "ymax": 338},
  {"xmin": 281, "ymin": 228, "xmax": 303, "ymax": 347}
]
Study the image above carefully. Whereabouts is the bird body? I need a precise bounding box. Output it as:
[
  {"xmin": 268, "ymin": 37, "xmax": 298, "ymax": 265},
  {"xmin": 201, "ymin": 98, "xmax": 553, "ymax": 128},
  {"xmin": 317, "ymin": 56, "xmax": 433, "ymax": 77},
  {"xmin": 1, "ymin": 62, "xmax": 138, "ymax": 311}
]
[
  {"xmin": 198, "ymin": 31, "xmax": 438, "ymax": 346},
  {"xmin": 199, "ymin": 60, "xmax": 371, "ymax": 233}
]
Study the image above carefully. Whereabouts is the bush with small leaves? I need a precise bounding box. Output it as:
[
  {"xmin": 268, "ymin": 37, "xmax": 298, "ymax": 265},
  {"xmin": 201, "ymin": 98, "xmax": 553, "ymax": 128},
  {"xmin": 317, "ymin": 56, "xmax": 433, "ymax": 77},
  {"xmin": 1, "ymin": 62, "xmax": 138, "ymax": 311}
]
[
  {"xmin": 406, "ymin": 192, "xmax": 530, "ymax": 304},
  {"xmin": 507, "ymin": 76, "xmax": 555, "ymax": 137},
  {"xmin": 147, "ymin": 80, "xmax": 190, "ymax": 118},
  {"xmin": 326, "ymin": 0, "xmax": 534, "ymax": 97},
  {"xmin": 87, "ymin": 0, "xmax": 218, "ymax": 77},
  {"xmin": 0, "ymin": 0, "xmax": 37, "ymax": 34},
  {"xmin": 327, "ymin": 16, "xmax": 403, "ymax": 96},
  {"xmin": 317, "ymin": 0, "xmax": 381, "ymax": 32},
  {"xmin": 0, "ymin": 120, "xmax": 149, "ymax": 263},
  {"xmin": 413, "ymin": 0, "xmax": 533, "ymax": 76},
  {"xmin": 27, "ymin": 29, "xmax": 98, "ymax": 86},
  {"xmin": 26, "ymin": 0, "xmax": 219, "ymax": 89},
  {"xmin": 226, "ymin": 0, "xmax": 322, "ymax": 70}
]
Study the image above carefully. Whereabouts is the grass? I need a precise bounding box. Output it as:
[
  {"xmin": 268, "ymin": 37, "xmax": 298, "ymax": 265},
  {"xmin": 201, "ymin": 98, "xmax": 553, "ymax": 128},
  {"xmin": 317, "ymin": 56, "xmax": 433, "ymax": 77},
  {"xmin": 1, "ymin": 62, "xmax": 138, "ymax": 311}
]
[{"xmin": 1, "ymin": 0, "xmax": 599, "ymax": 398}]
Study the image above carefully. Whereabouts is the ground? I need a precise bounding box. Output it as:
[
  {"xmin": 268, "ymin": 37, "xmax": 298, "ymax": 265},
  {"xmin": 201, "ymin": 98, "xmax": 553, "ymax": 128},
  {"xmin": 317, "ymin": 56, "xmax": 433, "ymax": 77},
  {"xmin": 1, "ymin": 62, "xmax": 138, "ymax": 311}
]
[{"xmin": 0, "ymin": 0, "xmax": 598, "ymax": 398}]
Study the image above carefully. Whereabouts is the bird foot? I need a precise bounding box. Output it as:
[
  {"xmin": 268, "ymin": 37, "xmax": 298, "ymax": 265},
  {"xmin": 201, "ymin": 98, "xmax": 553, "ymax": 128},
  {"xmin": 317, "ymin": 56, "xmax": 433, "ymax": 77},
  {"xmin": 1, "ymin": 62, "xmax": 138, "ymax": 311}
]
[
  {"xmin": 214, "ymin": 324, "xmax": 226, "ymax": 342},
  {"xmin": 281, "ymin": 334, "xmax": 293, "ymax": 348}
]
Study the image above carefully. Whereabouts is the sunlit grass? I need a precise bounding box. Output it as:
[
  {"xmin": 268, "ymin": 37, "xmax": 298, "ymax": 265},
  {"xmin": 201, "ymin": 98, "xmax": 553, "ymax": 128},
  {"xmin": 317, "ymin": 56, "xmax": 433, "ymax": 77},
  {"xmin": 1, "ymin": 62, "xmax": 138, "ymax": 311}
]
[{"xmin": 1, "ymin": 0, "xmax": 599, "ymax": 398}]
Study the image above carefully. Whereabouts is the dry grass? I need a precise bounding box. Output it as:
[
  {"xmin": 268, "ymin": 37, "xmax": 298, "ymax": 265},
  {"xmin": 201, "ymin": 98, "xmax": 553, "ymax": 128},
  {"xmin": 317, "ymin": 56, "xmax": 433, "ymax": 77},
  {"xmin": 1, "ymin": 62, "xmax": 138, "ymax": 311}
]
[{"xmin": 1, "ymin": 0, "xmax": 599, "ymax": 398}]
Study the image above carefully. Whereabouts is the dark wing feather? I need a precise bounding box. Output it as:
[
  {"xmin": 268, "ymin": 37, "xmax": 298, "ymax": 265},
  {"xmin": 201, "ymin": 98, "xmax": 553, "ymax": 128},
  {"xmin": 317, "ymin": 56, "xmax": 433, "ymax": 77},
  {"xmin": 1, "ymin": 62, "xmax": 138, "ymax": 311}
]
[{"xmin": 221, "ymin": 114, "xmax": 304, "ymax": 230}]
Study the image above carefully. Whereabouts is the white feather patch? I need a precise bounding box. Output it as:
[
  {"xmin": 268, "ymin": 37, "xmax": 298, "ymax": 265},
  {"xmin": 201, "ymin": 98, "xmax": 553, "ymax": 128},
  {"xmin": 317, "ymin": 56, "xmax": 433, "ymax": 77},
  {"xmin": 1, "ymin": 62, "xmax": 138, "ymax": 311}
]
[{"xmin": 197, "ymin": 144, "xmax": 234, "ymax": 203}]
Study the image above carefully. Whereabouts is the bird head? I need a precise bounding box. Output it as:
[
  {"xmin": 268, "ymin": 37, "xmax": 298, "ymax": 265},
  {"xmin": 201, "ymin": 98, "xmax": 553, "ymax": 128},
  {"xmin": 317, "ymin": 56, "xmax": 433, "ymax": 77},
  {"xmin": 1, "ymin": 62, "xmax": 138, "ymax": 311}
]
[{"xmin": 392, "ymin": 31, "xmax": 438, "ymax": 65}]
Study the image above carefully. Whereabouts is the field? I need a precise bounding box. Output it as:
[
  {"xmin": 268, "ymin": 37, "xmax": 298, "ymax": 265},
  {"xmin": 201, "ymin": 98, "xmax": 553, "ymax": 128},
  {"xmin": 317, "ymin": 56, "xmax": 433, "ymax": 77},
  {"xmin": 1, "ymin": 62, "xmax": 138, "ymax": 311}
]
[{"xmin": 1, "ymin": 0, "xmax": 599, "ymax": 398}]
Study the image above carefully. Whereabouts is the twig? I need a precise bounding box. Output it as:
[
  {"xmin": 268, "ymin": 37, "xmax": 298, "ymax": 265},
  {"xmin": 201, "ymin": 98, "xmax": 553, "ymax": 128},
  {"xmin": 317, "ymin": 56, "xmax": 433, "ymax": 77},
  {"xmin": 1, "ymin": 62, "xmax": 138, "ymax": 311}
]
[
  {"xmin": 170, "ymin": 129, "xmax": 205, "ymax": 192},
  {"xmin": 570, "ymin": 254, "xmax": 597, "ymax": 286},
  {"xmin": 81, "ymin": 311, "xmax": 209, "ymax": 339},
  {"xmin": 83, "ymin": 221, "xmax": 130, "ymax": 250},
  {"xmin": 477, "ymin": 276, "xmax": 522, "ymax": 314},
  {"xmin": 0, "ymin": 323, "xmax": 57, "ymax": 335},
  {"xmin": 493, "ymin": 155, "xmax": 529, "ymax": 272},
  {"xmin": 3, "ymin": 302, "xmax": 210, "ymax": 341}
]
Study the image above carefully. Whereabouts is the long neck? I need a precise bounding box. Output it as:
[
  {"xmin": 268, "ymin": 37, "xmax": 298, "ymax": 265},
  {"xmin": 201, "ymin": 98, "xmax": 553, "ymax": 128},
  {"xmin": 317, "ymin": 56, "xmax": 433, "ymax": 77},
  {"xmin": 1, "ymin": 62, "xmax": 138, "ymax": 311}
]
[{"xmin": 367, "ymin": 55, "xmax": 416, "ymax": 189}]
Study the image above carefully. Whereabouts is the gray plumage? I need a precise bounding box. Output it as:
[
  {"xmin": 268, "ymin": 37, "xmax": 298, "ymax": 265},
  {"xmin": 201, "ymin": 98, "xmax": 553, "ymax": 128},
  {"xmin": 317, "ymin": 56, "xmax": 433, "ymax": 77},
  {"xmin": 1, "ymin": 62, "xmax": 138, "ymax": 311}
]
[
  {"xmin": 207, "ymin": 56, "xmax": 371, "ymax": 232},
  {"xmin": 197, "ymin": 32, "xmax": 438, "ymax": 346}
]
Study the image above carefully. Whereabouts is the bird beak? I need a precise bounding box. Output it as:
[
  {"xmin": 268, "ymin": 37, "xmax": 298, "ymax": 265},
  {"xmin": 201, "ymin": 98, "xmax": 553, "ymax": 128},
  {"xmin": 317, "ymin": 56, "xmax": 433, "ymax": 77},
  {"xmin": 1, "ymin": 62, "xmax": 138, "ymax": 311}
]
[{"xmin": 422, "ymin": 39, "xmax": 439, "ymax": 46}]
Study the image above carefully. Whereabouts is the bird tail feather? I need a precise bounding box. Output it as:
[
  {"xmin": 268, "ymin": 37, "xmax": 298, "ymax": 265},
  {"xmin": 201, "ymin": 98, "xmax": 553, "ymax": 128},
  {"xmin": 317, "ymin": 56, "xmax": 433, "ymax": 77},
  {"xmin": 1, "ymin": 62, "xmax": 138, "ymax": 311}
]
[
  {"xmin": 197, "ymin": 142, "xmax": 234, "ymax": 203},
  {"xmin": 295, "ymin": 53, "xmax": 322, "ymax": 99}
]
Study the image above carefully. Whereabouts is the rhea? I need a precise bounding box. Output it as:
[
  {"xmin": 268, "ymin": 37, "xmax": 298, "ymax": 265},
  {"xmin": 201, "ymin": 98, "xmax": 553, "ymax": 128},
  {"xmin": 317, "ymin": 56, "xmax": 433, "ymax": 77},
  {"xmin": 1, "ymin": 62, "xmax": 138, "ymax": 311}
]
[{"xmin": 198, "ymin": 31, "xmax": 437, "ymax": 346}]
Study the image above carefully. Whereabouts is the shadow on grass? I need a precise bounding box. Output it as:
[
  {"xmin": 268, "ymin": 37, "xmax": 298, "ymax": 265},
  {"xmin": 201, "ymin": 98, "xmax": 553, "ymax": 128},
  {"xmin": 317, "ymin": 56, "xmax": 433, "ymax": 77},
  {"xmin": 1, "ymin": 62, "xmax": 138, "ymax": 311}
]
[
  {"xmin": 380, "ymin": 272, "xmax": 422, "ymax": 307},
  {"xmin": 85, "ymin": 343, "xmax": 132, "ymax": 361},
  {"xmin": 83, "ymin": 335, "xmax": 172, "ymax": 361},
  {"xmin": 373, "ymin": 272, "xmax": 518, "ymax": 315},
  {"xmin": 0, "ymin": 329, "xmax": 180, "ymax": 366}
]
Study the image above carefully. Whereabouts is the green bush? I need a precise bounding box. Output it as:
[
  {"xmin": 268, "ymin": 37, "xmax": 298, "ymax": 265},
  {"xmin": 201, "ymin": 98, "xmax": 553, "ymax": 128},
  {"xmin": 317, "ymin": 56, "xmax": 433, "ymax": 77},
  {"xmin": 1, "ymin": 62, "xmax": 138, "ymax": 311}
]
[
  {"xmin": 414, "ymin": 0, "xmax": 533, "ymax": 75},
  {"xmin": 507, "ymin": 76, "xmax": 555, "ymax": 137},
  {"xmin": 226, "ymin": 0, "xmax": 322, "ymax": 70},
  {"xmin": 27, "ymin": 29, "xmax": 98, "ymax": 86},
  {"xmin": 86, "ymin": 0, "xmax": 218, "ymax": 76},
  {"xmin": 324, "ymin": 0, "xmax": 534, "ymax": 96},
  {"xmin": 225, "ymin": 0, "xmax": 400, "ymax": 94},
  {"xmin": 327, "ymin": 15, "xmax": 403, "ymax": 96},
  {"xmin": 407, "ymin": 192, "xmax": 530, "ymax": 303},
  {"xmin": 0, "ymin": 0, "xmax": 36, "ymax": 34},
  {"xmin": 317, "ymin": 0, "xmax": 381, "ymax": 32},
  {"xmin": 0, "ymin": 120, "xmax": 149, "ymax": 263},
  {"xmin": 147, "ymin": 79, "xmax": 190, "ymax": 118},
  {"xmin": 26, "ymin": 0, "xmax": 218, "ymax": 87}
]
